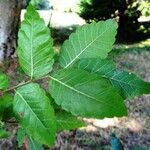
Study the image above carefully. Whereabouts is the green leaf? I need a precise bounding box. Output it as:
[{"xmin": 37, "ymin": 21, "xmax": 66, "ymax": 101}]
[
  {"xmin": 59, "ymin": 19, "xmax": 118, "ymax": 68},
  {"xmin": 49, "ymin": 69, "xmax": 127, "ymax": 119},
  {"xmin": 47, "ymin": 94, "xmax": 85, "ymax": 130},
  {"xmin": 56, "ymin": 110, "xmax": 85, "ymax": 131},
  {"xmin": 76, "ymin": 58, "xmax": 150, "ymax": 98},
  {"xmin": 17, "ymin": 5, "xmax": 54, "ymax": 79},
  {"xmin": 28, "ymin": 136, "xmax": 44, "ymax": 150},
  {"xmin": 13, "ymin": 83, "xmax": 56, "ymax": 146},
  {"xmin": 46, "ymin": 93, "xmax": 61, "ymax": 110},
  {"xmin": 0, "ymin": 94, "xmax": 13, "ymax": 120},
  {"xmin": 17, "ymin": 128, "xmax": 44, "ymax": 149},
  {"xmin": 75, "ymin": 58, "xmax": 115, "ymax": 76},
  {"xmin": 0, "ymin": 128, "xmax": 10, "ymax": 139},
  {"xmin": 0, "ymin": 73, "xmax": 9, "ymax": 90},
  {"xmin": 17, "ymin": 127, "xmax": 26, "ymax": 147}
]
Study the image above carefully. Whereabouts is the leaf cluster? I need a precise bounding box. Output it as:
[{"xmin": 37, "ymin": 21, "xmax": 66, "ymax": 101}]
[{"xmin": 0, "ymin": 5, "xmax": 150, "ymax": 149}]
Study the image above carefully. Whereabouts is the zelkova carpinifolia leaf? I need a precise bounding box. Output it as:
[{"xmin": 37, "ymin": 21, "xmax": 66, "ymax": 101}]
[
  {"xmin": 76, "ymin": 58, "xmax": 150, "ymax": 98},
  {"xmin": 17, "ymin": 5, "xmax": 54, "ymax": 79},
  {"xmin": 59, "ymin": 19, "xmax": 118, "ymax": 68},
  {"xmin": 13, "ymin": 83, "xmax": 56, "ymax": 146},
  {"xmin": 0, "ymin": 73, "xmax": 9, "ymax": 90},
  {"xmin": 49, "ymin": 69, "xmax": 127, "ymax": 119}
]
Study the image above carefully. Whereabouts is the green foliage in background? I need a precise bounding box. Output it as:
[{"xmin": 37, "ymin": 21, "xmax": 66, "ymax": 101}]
[
  {"xmin": 138, "ymin": 1, "xmax": 150, "ymax": 17},
  {"xmin": 79, "ymin": 0, "xmax": 141, "ymax": 21},
  {"xmin": 0, "ymin": 73, "xmax": 9, "ymax": 90},
  {"xmin": 79, "ymin": 0, "xmax": 125, "ymax": 21},
  {"xmin": 79, "ymin": 0, "xmax": 150, "ymax": 42},
  {"xmin": 0, "ymin": 5, "xmax": 150, "ymax": 149}
]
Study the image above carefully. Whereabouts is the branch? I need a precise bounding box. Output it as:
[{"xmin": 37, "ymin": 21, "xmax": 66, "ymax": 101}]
[
  {"xmin": 3, "ymin": 80, "xmax": 32, "ymax": 93},
  {"xmin": 1, "ymin": 75, "xmax": 50, "ymax": 95}
]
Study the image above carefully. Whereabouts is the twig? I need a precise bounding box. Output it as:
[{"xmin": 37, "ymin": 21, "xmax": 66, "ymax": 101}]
[
  {"xmin": 3, "ymin": 80, "xmax": 32, "ymax": 93},
  {"xmin": 1, "ymin": 75, "xmax": 50, "ymax": 95}
]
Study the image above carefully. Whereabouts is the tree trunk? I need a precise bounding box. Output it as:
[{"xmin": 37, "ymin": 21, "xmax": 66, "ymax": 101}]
[{"xmin": 0, "ymin": 0, "xmax": 22, "ymax": 62}]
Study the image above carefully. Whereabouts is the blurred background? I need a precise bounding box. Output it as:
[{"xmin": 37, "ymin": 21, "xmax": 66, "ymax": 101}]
[
  {"xmin": 22, "ymin": 0, "xmax": 150, "ymax": 44},
  {"xmin": 0, "ymin": 0, "xmax": 150, "ymax": 149}
]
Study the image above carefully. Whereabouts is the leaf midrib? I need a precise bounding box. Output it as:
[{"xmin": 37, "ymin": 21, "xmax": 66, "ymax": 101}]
[{"xmin": 30, "ymin": 18, "xmax": 34, "ymax": 79}]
